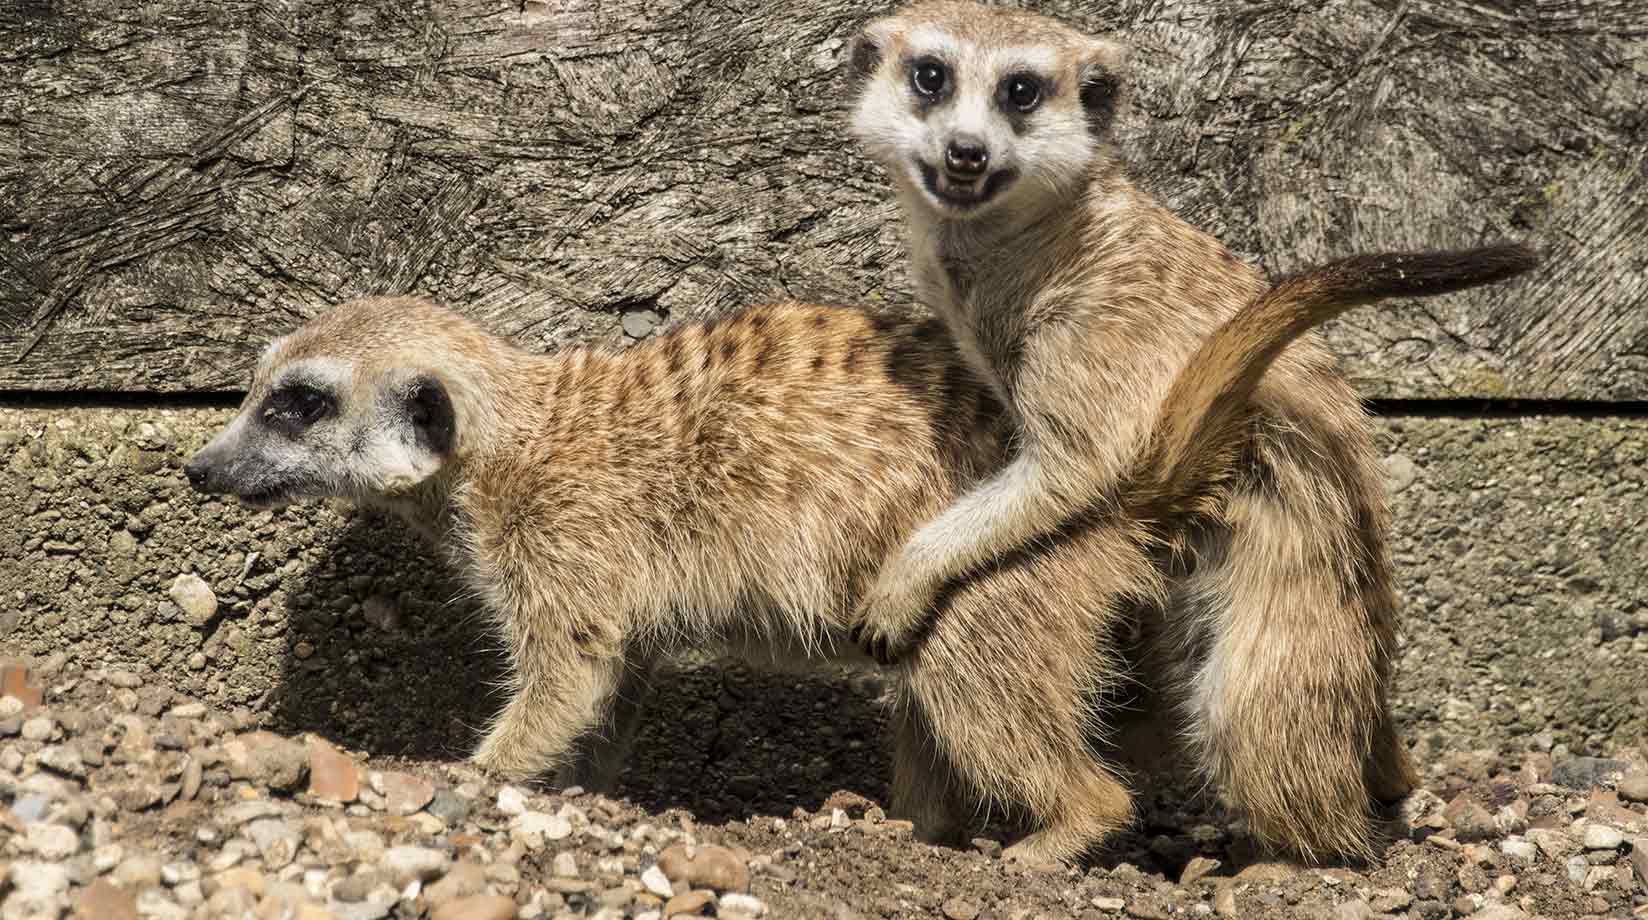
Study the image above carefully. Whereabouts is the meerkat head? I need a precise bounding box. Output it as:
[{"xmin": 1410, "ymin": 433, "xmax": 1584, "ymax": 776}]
[
  {"xmin": 184, "ymin": 297, "xmax": 501, "ymax": 511},
  {"xmin": 847, "ymin": 1, "xmax": 1126, "ymax": 220}
]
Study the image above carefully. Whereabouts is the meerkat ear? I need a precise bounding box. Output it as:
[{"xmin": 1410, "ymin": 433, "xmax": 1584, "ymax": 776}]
[
  {"xmin": 405, "ymin": 374, "xmax": 456, "ymax": 457},
  {"xmin": 1078, "ymin": 37, "xmax": 1128, "ymax": 137},
  {"xmin": 847, "ymin": 18, "xmax": 895, "ymax": 86}
]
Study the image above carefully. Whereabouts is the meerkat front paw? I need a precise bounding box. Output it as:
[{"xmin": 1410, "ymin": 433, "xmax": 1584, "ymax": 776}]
[
  {"xmin": 850, "ymin": 569, "xmax": 938, "ymax": 666},
  {"xmin": 471, "ymin": 729, "xmax": 545, "ymax": 782}
]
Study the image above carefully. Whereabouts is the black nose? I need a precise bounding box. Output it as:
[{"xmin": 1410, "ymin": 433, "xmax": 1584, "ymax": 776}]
[
  {"xmin": 945, "ymin": 137, "xmax": 989, "ymax": 177},
  {"xmin": 183, "ymin": 458, "xmax": 210, "ymax": 490}
]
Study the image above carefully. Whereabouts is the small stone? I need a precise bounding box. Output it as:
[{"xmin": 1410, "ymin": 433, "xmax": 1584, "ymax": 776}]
[
  {"xmin": 21, "ymin": 716, "xmax": 53, "ymax": 741},
  {"xmin": 718, "ymin": 893, "xmax": 767, "ymax": 918},
  {"xmin": 159, "ymin": 862, "xmax": 200, "ymax": 886},
  {"xmin": 1445, "ymin": 795, "xmax": 1499, "ymax": 842},
  {"xmin": 247, "ymin": 818, "xmax": 300, "ymax": 870},
  {"xmin": 1382, "ymin": 454, "xmax": 1419, "ymax": 493},
  {"xmin": 1584, "ymin": 824, "xmax": 1625, "ymax": 850},
  {"xmin": 641, "ymin": 865, "xmax": 674, "ymax": 899},
  {"xmin": 512, "ymin": 810, "xmax": 572, "ymax": 848},
  {"xmin": 1499, "ymin": 838, "xmax": 1537, "ymax": 863},
  {"xmin": 424, "ymin": 863, "xmax": 487, "ymax": 905},
  {"xmin": 1627, "ymin": 838, "xmax": 1648, "ymax": 893},
  {"xmin": 1552, "ymin": 757, "xmax": 1628, "ymax": 789},
  {"xmin": 38, "ymin": 744, "xmax": 86, "ymax": 778},
  {"xmin": 621, "ymin": 308, "xmax": 662, "ymax": 339},
  {"xmin": 382, "ymin": 845, "xmax": 450, "ymax": 886},
  {"xmin": 9, "ymin": 861, "xmax": 70, "ymax": 899},
  {"xmin": 1566, "ymin": 853, "xmax": 1589, "ymax": 884},
  {"xmin": 331, "ymin": 872, "xmax": 382, "ymax": 903},
  {"xmin": 77, "ymin": 879, "xmax": 139, "ymax": 920},
  {"xmin": 553, "ymin": 852, "xmax": 578, "ymax": 878},
  {"xmin": 1, "ymin": 663, "xmax": 44, "ymax": 710},
  {"xmin": 104, "ymin": 670, "xmax": 142, "ymax": 689},
  {"xmin": 168, "ymin": 702, "xmax": 206, "ymax": 719},
  {"xmin": 1334, "ymin": 900, "xmax": 1375, "ymax": 920},
  {"xmin": 430, "ymin": 894, "xmax": 516, "ymax": 920},
  {"xmin": 1092, "ymin": 896, "xmax": 1126, "ymax": 912},
  {"xmin": 1180, "ymin": 856, "xmax": 1221, "ymax": 886},
  {"xmin": 219, "ymin": 800, "xmax": 285, "ymax": 826},
  {"xmin": 682, "ymin": 844, "xmax": 747, "ymax": 893},
  {"xmin": 1526, "ymin": 827, "xmax": 1579, "ymax": 861},
  {"xmin": 113, "ymin": 855, "xmax": 163, "ymax": 889},
  {"xmin": 426, "ymin": 789, "xmax": 469, "ymax": 825},
  {"xmin": 223, "ymin": 731, "xmax": 308, "ymax": 791},
  {"xmin": 664, "ymin": 890, "xmax": 715, "ymax": 916},
  {"xmin": 1618, "ymin": 772, "xmax": 1648, "ymax": 804},
  {"xmin": 168, "ymin": 574, "xmax": 218, "ymax": 626},
  {"xmin": 25, "ymin": 822, "xmax": 81, "ymax": 859},
  {"xmin": 496, "ymin": 785, "xmax": 528, "ymax": 816},
  {"xmin": 1468, "ymin": 905, "xmax": 1530, "ymax": 919},
  {"xmin": 371, "ymin": 771, "xmax": 433, "ymax": 816}
]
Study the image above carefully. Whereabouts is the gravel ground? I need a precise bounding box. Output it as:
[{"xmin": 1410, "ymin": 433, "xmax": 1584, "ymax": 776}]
[
  {"xmin": 2, "ymin": 406, "xmax": 1647, "ymax": 918},
  {"xmin": 1, "ymin": 657, "xmax": 1646, "ymax": 919}
]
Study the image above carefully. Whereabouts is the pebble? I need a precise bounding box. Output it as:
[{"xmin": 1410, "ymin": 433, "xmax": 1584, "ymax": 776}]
[
  {"xmin": 1092, "ymin": 896, "xmax": 1126, "ymax": 911},
  {"xmin": 718, "ymin": 892, "xmax": 768, "ymax": 918},
  {"xmin": 305, "ymin": 737, "xmax": 358, "ymax": 802},
  {"xmin": 77, "ymin": 879, "xmax": 138, "ymax": 920},
  {"xmin": 21, "ymin": 716, "xmax": 53, "ymax": 741},
  {"xmin": 430, "ymin": 894, "xmax": 516, "ymax": 920},
  {"xmin": 1551, "ymin": 757, "xmax": 1628, "ymax": 789},
  {"xmin": 553, "ymin": 852, "xmax": 579, "ymax": 878},
  {"xmin": 382, "ymin": 845, "xmax": 450, "ymax": 886},
  {"xmin": 426, "ymin": 789, "xmax": 469, "ymax": 825},
  {"xmin": 26, "ymin": 823, "xmax": 80, "ymax": 860},
  {"xmin": 664, "ymin": 890, "xmax": 715, "ymax": 916},
  {"xmin": 641, "ymin": 865, "xmax": 674, "ymax": 899},
  {"xmin": 496, "ymin": 785, "xmax": 528, "ymax": 816},
  {"xmin": 1583, "ymin": 824, "xmax": 1624, "ymax": 850},
  {"xmin": 167, "ymin": 573, "xmax": 219, "ymax": 625},
  {"xmin": 1500, "ymin": 838, "xmax": 1538, "ymax": 863},
  {"xmin": 222, "ymin": 731, "xmax": 309, "ymax": 791},
  {"xmin": 658, "ymin": 844, "xmax": 748, "ymax": 893},
  {"xmin": 371, "ymin": 770, "xmax": 433, "ymax": 816},
  {"xmin": 246, "ymin": 818, "xmax": 301, "ymax": 870},
  {"xmin": 1618, "ymin": 772, "xmax": 1648, "ymax": 804}
]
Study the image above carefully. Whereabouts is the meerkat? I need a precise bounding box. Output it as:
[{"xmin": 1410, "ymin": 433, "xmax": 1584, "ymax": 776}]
[
  {"xmin": 843, "ymin": 1, "xmax": 1540, "ymax": 863},
  {"xmin": 184, "ymin": 244, "xmax": 1533, "ymax": 864}
]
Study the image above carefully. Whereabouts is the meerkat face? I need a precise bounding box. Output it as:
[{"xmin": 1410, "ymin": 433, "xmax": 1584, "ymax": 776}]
[
  {"xmin": 847, "ymin": 2, "xmax": 1126, "ymax": 220},
  {"xmin": 186, "ymin": 328, "xmax": 456, "ymax": 510}
]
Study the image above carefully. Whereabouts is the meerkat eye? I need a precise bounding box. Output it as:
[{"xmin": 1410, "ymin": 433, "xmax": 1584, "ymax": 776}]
[
  {"xmin": 1003, "ymin": 74, "xmax": 1042, "ymax": 113},
  {"xmin": 266, "ymin": 384, "xmax": 331, "ymax": 427},
  {"xmin": 911, "ymin": 57, "xmax": 948, "ymax": 97}
]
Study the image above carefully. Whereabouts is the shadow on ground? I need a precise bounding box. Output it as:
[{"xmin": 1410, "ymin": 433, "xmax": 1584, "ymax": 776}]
[{"xmin": 268, "ymin": 512, "xmax": 898, "ymax": 822}]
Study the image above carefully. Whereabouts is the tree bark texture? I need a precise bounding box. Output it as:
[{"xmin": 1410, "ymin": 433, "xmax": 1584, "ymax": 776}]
[{"xmin": 1, "ymin": 0, "xmax": 1643, "ymax": 396}]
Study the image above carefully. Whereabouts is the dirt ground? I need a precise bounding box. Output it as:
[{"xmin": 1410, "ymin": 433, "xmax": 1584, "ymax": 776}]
[{"xmin": 2, "ymin": 403, "xmax": 1646, "ymax": 918}]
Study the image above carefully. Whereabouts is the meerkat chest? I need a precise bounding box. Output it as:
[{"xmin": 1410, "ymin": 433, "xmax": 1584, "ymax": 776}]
[{"xmin": 918, "ymin": 241, "xmax": 1040, "ymax": 399}]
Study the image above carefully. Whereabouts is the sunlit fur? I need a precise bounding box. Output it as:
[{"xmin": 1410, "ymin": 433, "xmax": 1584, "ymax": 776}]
[
  {"xmin": 180, "ymin": 258, "xmax": 1501, "ymax": 860},
  {"xmin": 844, "ymin": 1, "xmax": 1540, "ymax": 866}
]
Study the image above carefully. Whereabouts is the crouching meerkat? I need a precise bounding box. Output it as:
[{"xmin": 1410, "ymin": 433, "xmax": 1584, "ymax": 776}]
[
  {"xmin": 184, "ymin": 244, "xmax": 1533, "ymax": 864},
  {"xmin": 843, "ymin": 1, "xmax": 1539, "ymax": 863}
]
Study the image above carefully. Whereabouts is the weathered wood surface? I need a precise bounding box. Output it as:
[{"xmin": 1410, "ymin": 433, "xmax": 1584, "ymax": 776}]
[{"xmin": 1, "ymin": 0, "xmax": 1643, "ymax": 396}]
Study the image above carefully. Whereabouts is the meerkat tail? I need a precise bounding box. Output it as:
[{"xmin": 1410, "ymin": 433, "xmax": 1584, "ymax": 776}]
[{"xmin": 1138, "ymin": 242, "xmax": 1541, "ymax": 513}]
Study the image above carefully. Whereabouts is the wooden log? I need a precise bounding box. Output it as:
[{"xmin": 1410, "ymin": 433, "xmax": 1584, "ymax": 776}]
[{"xmin": 1, "ymin": 0, "xmax": 1643, "ymax": 396}]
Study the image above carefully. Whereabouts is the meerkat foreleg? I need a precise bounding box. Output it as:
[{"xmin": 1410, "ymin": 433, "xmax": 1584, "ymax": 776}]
[
  {"xmin": 550, "ymin": 650, "xmax": 658, "ymax": 793},
  {"xmin": 852, "ymin": 449, "xmax": 1076, "ymax": 663},
  {"xmin": 472, "ymin": 642, "xmax": 629, "ymax": 782}
]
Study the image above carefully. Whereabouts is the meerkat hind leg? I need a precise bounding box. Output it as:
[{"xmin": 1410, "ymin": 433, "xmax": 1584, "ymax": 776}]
[{"xmin": 888, "ymin": 700, "xmax": 975, "ymax": 848}]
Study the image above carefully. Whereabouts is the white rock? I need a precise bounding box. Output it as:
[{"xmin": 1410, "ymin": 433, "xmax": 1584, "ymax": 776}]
[
  {"xmin": 496, "ymin": 785, "xmax": 528, "ymax": 816},
  {"xmin": 20, "ymin": 718, "xmax": 53, "ymax": 742},
  {"xmin": 7, "ymin": 862, "xmax": 69, "ymax": 898},
  {"xmin": 168, "ymin": 573, "xmax": 219, "ymax": 626},
  {"xmin": 719, "ymin": 893, "xmax": 769, "ymax": 918},
  {"xmin": 1499, "ymin": 838, "xmax": 1538, "ymax": 863},
  {"xmin": 1582, "ymin": 823, "xmax": 1624, "ymax": 850},
  {"xmin": 640, "ymin": 865, "xmax": 674, "ymax": 898},
  {"xmin": 24, "ymin": 823, "xmax": 80, "ymax": 860},
  {"xmin": 1092, "ymin": 896, "xmax": 1126, "ymax": 911},
  {"xmin": 382, "ymin": 845, "xmax": 450, "ymax": 886},
  {"xmin": 246, "ymin": 818, "xmax": 300, "ymax": 870}
]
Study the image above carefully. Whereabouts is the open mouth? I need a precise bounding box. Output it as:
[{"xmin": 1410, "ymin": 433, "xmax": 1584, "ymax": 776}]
[{"xmin": 917, "ymin": 160, "xmax": 1018, "ymax": 212}]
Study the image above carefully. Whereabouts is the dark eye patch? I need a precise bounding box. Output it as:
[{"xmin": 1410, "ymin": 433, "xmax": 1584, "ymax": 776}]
[
  {"xmin": 263, "ymin": 381, "xmax": 332, "ymax": 430},
  {"xmin": 1001, "ymin": 73, "xmax": 1043, "ymax": 113},
  {"xmin": 909, "ymin": 55, "xmax": 950, "ymax": 105}
]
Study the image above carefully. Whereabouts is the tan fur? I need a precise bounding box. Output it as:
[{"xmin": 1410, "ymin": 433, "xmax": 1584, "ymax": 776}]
[
  {"xmin": 189, "ymin": 237, "xmax": 1533, "ymax": 863},
  {"xmin": 846, "ymin": 0, "xmax": 1540, "ymax": 864}
]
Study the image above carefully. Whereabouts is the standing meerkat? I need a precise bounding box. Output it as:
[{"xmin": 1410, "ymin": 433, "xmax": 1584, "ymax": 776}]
[
  {"xmin": 184, "ymin": 244, "xmax": 1533, "ymax": 864},
  {"xmin": 844, "ymin": 1, "xmax": 1539, "ymax": 863}
]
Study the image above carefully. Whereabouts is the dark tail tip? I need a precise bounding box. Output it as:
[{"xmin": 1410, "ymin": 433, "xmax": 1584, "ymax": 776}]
[{"xmin": 1320, "ymin": 242, "xmax": 1541, "ymax": 302}]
